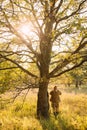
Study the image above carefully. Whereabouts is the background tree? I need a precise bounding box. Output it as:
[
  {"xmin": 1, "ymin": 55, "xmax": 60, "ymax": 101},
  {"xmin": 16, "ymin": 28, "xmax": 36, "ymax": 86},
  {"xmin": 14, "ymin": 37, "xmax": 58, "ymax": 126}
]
[
  {"xmin": 0, "ymin": 0, "xmax": 87, "ymax": 118},
  {"xmin": 69, "ymin": 68, "xmax": 84, "ymax": 88},
  {"xmin": 65, "ymin": 62, "xmax": 87, "ymax": 88}
]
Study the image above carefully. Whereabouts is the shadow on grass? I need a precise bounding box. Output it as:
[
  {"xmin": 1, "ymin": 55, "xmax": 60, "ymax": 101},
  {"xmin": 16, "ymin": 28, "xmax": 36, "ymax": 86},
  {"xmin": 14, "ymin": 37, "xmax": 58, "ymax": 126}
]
[{"xmin": 39, "ymin": 114, "xmax": 74, "ymax": 130}]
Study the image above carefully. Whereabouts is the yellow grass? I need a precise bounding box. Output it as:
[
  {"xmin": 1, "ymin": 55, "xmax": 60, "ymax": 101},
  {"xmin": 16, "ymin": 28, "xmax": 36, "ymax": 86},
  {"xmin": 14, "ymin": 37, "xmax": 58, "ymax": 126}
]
[{"xmin": 0, "ymin": 89, "xmax": 87, "ymax": 130}]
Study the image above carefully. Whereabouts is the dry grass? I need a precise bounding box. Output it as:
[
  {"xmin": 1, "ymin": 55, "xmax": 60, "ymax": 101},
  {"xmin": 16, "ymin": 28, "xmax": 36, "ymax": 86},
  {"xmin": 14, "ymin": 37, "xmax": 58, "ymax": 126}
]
[{"xmin": 0, "ymin": 88, "xmax": 87, "ymax": 130}]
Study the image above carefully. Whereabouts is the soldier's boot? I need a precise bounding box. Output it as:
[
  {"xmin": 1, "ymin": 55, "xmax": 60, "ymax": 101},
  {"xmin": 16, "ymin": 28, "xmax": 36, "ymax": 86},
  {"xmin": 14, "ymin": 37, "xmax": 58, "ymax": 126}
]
[
  {"xmin": 53, "ymin": 112, "xmax": 56, "ymax": 117},
  {"xmin": 56, "ymin": 112, "xmax": 59, "ymax": 116},
  {"xmin": 54, "ymin": 112, "xmax": 59, "ymax": 119},
  {"xmin": 53, "ymin": 112, "xmax": 58, "ymax": 118}
]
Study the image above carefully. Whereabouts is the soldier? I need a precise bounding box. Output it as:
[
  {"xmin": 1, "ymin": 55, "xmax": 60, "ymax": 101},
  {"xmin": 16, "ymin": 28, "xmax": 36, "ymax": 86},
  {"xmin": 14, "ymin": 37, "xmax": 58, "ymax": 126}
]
[{"xmin": 50, "ymin": 86, "xmax": 62, "ymax": 117}]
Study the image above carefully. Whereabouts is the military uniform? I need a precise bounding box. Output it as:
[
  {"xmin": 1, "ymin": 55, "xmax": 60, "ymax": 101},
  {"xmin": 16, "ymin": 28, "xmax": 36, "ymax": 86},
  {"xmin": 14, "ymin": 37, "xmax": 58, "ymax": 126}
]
[{"xmin": 50, "ymin": 87, "xmax": 61, "ymax": 117}]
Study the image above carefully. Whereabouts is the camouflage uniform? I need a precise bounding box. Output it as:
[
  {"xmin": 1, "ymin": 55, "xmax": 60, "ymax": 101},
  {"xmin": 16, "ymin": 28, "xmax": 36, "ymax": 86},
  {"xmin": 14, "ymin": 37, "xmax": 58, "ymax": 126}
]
[{"xmin": 50, "ymin": 86, "xmax": 62, "ymax": 117}]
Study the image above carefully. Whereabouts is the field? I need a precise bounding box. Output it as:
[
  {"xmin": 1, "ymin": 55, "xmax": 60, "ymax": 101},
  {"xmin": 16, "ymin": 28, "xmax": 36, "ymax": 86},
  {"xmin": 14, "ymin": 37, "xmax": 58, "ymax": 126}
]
[{"xmin": 0, "ymin": 88, "xmax": 87, "ymax": 130}]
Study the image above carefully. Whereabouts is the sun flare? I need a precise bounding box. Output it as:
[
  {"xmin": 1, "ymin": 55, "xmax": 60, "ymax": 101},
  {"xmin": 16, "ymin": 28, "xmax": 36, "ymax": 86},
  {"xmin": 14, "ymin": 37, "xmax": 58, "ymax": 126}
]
[
  {"xmin": 21, "ymin": 25, "xmax": 30, "ymax": 35},
  {"xmin": 19, "ymin": 24, "xmax": 31, "ymax": 35},
  {"xmin": 18, "ymin": 22, "xmax": 34, "ymax": 37}
]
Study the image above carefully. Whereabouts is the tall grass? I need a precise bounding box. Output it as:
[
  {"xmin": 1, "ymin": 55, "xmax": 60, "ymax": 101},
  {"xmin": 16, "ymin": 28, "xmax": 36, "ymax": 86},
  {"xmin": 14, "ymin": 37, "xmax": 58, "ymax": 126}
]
[{"xmin": 0, "ymin": 89, "xmax": 87, "ymax": 130}]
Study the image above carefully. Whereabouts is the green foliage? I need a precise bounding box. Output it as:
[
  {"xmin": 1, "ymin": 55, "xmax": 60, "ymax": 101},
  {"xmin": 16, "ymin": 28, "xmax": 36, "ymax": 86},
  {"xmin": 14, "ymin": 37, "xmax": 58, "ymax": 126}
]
[{"xmin": 0, "ymin": 56, "xmax": 37, "ymax": 93}]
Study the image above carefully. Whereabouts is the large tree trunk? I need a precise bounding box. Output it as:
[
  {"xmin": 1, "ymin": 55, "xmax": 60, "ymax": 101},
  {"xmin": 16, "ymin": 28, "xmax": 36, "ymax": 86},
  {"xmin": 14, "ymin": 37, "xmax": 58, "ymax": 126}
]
[
  {"xmin": 36, "ymin": 3, "xmax": 52, "ymax": 117},
  {"xmin": 37, "ymin": 79, "xmax": 49, "ymax": 119}
]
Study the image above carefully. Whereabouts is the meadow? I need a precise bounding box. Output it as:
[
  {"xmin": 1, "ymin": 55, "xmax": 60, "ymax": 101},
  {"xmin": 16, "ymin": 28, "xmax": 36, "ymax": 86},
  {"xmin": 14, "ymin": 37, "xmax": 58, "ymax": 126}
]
[{"xmin": 0, "ymin": 88, "xmax": 87, "ymax": 130}]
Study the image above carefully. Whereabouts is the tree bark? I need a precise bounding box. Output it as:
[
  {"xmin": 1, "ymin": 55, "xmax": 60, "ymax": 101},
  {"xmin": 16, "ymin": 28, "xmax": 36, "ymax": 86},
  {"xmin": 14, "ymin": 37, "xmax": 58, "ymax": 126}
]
[{"xmin": 37, "ymin": 79, "xmax": 49, "ymax": 119}]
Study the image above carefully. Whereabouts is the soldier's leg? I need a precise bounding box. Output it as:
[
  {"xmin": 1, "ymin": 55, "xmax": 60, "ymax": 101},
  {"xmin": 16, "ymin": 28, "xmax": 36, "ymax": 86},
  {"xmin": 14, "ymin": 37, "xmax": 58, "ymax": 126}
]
[
  {"xmin": 55, "ymin": 103, "xmax": 59, "ymax": 116},
  {"xmin": 52, "ymin": 103, "xmax": 56, "ymax": 116}
]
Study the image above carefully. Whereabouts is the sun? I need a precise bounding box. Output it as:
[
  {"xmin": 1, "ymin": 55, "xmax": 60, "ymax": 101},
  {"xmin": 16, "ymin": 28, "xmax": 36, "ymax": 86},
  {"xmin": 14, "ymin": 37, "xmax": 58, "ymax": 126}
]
[
  {"xmin": 17, "ymin": 21, "xmax": 39, "ymax": 41},
  {"xmin": 18, "ymin": 22, "xmax": 34, "ymax": 38},
  {"xmin": 21, "ymin": 25, "xmax": 29, "ymax": 35},
  {"xmin": 19, "ymin": 24, "xmax": 31, "ymax": 35}
]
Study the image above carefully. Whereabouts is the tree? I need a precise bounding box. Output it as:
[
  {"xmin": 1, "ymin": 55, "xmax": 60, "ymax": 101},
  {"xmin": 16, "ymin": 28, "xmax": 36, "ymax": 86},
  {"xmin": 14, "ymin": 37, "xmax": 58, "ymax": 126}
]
[
  {"xmin": 0, "ymin": 0, "xmax": 87, "ymax": 118},
  {"xmin": 64, "ymin": 61, "xmax": 87, "ymax": 88}
]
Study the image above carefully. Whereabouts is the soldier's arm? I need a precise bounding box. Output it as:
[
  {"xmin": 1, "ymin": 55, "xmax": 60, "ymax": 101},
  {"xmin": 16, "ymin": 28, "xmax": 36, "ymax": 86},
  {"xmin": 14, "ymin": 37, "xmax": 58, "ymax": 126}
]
[
  {"xmin": 58, "ymin": 90, "xmax": 62, "ymax": 95},
  {"xmin": 50, "ymin": 91, "xmax": 52, "ymax": 95}
]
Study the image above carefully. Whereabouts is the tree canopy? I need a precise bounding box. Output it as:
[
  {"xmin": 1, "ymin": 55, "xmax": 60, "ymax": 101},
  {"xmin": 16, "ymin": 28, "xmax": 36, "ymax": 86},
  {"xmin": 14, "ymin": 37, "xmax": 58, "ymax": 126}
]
[{"xmin": 0, "ymin": 0, "xmax": 87, "ymax": 118}]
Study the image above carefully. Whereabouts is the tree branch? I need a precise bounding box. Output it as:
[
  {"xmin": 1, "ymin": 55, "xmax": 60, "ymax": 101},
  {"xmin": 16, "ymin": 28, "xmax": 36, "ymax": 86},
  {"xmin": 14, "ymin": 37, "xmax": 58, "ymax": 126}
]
[
  {"xmin": 0, "ymin": 54, "xmax": 38, "ymax": 78},
  {"xmin": 0, "ymin": 67, "xmax": 18, "ymax": 71},
  {"xmin": 51, "ymin": 58, "xmax": 87, "ymax": 78},
  {"xmin": 57, "ymin": 0, "xmax": 87, "ymax": 23}
]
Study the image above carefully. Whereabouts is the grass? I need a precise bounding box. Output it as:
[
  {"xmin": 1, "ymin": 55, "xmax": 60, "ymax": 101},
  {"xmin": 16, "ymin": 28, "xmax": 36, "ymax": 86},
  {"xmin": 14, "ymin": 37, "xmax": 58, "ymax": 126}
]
[{"xmin": 0, "ymin": 88, "xmax": 87, "ymax": 130}]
